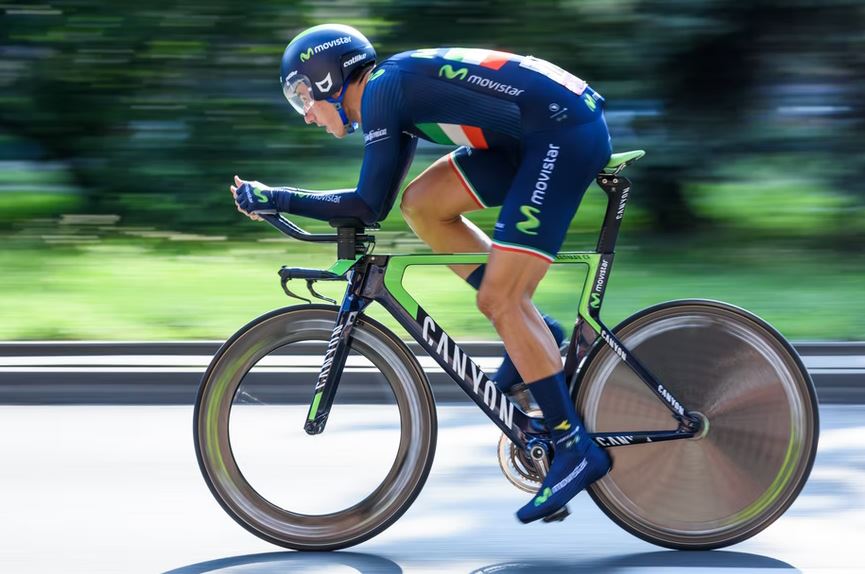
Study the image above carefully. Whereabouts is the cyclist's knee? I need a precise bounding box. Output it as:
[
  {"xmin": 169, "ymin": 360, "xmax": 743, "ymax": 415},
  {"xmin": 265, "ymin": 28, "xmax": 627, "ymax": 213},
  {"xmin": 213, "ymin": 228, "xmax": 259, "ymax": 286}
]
[
  {"xmin": 477, "ymin": 283, "xmax": 528, "ymax": 324},
  {"xmin": 401, "ymin": 167, "xmax": 447, "ymax": 222},
  {"xmin": 399, "ymin": 179, "xmax": 426, "ymax": 221}
]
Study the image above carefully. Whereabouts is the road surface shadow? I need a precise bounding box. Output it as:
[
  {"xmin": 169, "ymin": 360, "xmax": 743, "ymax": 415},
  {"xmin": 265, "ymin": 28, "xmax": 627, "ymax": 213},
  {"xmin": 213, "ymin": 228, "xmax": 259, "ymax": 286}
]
[
  {"xmin": 470, "ymin": 550, "xmax": 799, "ymax": 572},
  {"xmin": 162, "ymin": 550, "xmax": 402, "ymax": 574}
]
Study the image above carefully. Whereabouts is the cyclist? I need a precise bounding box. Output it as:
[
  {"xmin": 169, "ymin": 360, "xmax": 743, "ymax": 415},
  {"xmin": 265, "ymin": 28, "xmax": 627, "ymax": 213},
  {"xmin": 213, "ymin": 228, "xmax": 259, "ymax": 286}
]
[{"xmin": 231, "ymin": 23, "xmax": 612, "ymax": 523}]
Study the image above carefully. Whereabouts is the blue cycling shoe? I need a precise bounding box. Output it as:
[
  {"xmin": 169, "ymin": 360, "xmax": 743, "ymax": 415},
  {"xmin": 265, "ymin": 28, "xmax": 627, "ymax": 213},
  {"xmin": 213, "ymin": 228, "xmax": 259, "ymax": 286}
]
[
  {"xmin": 494, "ymin": 315, "xmax": 566, "ymax": 394},
  {"xmin": 517, "ymin": 435, "xmax": 611, "ymax": 524}
]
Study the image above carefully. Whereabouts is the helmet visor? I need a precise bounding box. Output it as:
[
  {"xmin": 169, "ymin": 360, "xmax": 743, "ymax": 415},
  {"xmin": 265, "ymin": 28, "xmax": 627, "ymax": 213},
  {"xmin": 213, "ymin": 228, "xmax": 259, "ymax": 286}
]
[{"xmin": 282, "ymin": 73, "xmax": 315, "ymax": 116}]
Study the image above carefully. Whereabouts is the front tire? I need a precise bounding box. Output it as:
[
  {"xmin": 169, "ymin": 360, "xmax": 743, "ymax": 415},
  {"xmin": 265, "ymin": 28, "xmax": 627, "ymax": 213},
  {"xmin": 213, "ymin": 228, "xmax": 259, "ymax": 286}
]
[
  {"xmin": 193, "ymin": 305, "xmax": 437, "ymax": 551},
  {"xmin": 575, "ymin": 300, "xmax": 819, "ymax": 550}
]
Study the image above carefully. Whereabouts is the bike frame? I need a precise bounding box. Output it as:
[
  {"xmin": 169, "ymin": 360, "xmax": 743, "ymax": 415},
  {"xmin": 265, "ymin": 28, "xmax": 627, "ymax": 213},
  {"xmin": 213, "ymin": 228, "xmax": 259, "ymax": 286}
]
[{"xmin": 276, "ymin": 173, "xmax": 700, "ymax": 452}]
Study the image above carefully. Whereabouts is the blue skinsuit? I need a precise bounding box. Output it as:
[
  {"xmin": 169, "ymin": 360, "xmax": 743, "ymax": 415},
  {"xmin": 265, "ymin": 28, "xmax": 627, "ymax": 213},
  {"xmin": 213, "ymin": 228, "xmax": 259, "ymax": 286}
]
[{"xmin": 279, "ymin": 48, "xmax": 612, "ymax": 262}]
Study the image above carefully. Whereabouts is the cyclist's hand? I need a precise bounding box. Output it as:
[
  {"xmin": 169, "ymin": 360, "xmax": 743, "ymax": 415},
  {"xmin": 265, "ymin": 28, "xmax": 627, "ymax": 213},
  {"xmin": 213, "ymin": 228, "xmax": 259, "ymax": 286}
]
[{"xmin": 230, "ymin": 175, "xmax": 276, "ymax": 221}]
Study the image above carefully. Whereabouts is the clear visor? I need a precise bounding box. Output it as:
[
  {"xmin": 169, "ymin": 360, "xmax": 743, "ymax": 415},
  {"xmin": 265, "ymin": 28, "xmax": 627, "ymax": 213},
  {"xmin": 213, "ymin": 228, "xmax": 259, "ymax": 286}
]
[{"xmin": 282, "ymin": 74, "xmax": 315, "ymax": 116}]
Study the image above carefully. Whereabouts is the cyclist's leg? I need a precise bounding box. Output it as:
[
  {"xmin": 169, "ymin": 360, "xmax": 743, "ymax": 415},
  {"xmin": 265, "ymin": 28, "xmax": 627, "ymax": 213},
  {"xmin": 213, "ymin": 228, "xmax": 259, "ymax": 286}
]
[
  {"xmin": 402, "ymin": 147, "xmax": 563, "ymax": 390},
  {"xmin": 479, "ymin": 116, "xmax": 612, "ymax": 522},
  {"xmin": 400, "ymin": 147, "xmax": 514, "ymax": 280}
]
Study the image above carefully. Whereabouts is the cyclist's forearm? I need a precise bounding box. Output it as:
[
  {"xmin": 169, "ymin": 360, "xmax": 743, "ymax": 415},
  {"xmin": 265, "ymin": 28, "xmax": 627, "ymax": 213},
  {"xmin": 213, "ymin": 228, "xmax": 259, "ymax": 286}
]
[{"xmin": 269, "ymin": 187, "xmax": 377, "ymax": 225}]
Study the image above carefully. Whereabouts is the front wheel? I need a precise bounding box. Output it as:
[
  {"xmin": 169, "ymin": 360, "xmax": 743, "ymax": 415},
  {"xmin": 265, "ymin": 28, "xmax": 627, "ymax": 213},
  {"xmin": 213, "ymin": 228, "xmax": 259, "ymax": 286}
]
[
  {"xmin": 575, "ymin": 299, "xmax": 819, "ymax": 550},
  {"xmin": 193, "ymin": 305, "xmax": 437, "ymax": 551}
]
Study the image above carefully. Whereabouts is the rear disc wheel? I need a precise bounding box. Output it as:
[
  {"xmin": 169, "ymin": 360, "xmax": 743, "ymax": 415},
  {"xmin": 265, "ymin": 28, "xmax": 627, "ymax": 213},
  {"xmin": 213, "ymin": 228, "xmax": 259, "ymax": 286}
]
[{"xmin": 576, "ymin": 300, "xmax": 819, "ymax": 549}]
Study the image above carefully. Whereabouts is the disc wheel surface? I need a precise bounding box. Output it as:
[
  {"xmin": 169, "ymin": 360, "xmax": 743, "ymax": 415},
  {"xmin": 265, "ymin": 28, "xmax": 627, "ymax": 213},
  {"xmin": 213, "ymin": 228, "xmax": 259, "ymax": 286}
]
[{"xmin": 575, "ymin": 300, "xmax": 819, "ymax": 549}]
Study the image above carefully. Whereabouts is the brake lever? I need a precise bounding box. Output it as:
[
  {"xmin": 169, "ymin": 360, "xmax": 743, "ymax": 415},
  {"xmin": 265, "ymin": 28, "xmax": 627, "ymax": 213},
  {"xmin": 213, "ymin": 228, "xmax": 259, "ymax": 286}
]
[
  {"xmin": 306, "ymin": 280, "xmax": 336, "ymax": 304},
  {"xmin": 280, "ymin": 275, "xmax": 311, "ymax": 303}
]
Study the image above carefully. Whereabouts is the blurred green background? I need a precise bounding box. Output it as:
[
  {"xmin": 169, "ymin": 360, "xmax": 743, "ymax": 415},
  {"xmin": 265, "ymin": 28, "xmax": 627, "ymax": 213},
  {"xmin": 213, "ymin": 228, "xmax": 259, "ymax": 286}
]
[{"xmin": 1, "ymin": 0, "xmax": 863, "ymax": 341}]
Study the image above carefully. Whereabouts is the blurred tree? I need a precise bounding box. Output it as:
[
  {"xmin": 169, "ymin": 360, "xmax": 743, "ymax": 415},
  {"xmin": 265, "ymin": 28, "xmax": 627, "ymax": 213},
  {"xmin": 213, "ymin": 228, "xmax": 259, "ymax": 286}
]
[{"xmin": 0, "ymin": 0, "xmax": 861, "ymax": 238}]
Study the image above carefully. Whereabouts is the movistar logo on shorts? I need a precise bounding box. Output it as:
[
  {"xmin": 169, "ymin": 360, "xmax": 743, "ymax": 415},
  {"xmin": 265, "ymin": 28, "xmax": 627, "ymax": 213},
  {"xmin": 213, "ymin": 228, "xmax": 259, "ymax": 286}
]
[
  {"xmin": 530, "ymin": 143, "xmax": 560, "ymax": 207},
  {"xmin": 439, "ymin": 64, "xmax": 468, "ymax": 80},
  {"xmin": 516, "ymin": 204, "xmax": 541, "ymax": 235},
  {"xmin": 299, "ymin": 36, "xmax": 352, "ymax": 62}
]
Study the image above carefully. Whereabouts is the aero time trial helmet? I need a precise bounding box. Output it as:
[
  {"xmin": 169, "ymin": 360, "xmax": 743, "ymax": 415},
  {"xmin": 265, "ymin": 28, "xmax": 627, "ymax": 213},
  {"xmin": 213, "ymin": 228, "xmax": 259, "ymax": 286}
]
[{"xmin": 280, "ymin": 24, "xmax": 376, "ymax": 132}]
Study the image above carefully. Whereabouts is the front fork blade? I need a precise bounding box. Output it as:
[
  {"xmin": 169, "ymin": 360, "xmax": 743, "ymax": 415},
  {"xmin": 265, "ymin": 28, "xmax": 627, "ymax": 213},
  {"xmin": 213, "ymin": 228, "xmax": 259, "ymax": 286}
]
[{"xmin": 304, "ymin": 294, "xmax": 370, "ymax": 435}]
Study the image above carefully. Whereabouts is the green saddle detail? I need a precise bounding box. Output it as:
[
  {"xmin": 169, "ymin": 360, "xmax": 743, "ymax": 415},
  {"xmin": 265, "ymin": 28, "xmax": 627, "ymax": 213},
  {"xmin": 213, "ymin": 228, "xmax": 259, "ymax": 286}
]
[{"xmin": 604, "ymin": 150, "xmax": 646, "ymax": 172}]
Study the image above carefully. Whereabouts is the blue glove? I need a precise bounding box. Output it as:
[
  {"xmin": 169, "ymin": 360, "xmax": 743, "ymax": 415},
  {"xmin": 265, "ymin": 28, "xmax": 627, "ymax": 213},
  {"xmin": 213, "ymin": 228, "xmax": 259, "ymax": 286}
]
[{"xmin": 235, "ymin": 183, "xmax": 278, "ymax": 215}]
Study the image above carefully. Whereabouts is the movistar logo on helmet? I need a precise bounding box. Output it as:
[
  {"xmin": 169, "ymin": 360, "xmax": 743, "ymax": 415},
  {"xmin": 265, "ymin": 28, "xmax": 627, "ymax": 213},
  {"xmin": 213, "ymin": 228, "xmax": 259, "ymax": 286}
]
[
  {"xmin": 439, "ymin": 64, "xmax": 468, "ymax": 80},
  {"xmin": 299, "ymin": 36, "xmax": 352, "ymax": 62},
  {"xmin": 315, "ymin": 73, "xmax": 333, "ymax": 93},
  {"xmin": 516, "ymin": 205, "xmax": 541, "ymax": 235}
]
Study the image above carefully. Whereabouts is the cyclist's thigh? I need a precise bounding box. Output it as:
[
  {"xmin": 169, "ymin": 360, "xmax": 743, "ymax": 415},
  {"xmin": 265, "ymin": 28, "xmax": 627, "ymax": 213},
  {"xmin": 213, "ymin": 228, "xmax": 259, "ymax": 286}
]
[
  {"xmin": 493, "ymin": 116, "xmax": 612, "ymax": 262},
  {"xmin": 447, "ymin": 145, "xmax": 520, "ymax": 210},
  {"xmin": 403, "ymin": 147, "xmax": 514, "ymax": 217}
]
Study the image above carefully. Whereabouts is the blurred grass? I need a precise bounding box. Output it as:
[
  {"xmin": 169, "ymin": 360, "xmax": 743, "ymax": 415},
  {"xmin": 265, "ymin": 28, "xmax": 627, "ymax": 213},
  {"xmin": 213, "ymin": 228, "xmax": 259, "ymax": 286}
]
[
  {"xmin": 0, "ymin": 157, "xmax": 862, "ymax": 341},
  {"xmin": 0, "ymin": 236, "xmax": 862, "ymax": 341}
]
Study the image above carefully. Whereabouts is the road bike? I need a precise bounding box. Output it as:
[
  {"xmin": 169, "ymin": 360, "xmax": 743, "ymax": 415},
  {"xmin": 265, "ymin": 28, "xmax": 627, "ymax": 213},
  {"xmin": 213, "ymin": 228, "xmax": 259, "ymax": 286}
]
[{"xmin": 193, "ymin": 150, "xmax": 819, "ymax": 551}]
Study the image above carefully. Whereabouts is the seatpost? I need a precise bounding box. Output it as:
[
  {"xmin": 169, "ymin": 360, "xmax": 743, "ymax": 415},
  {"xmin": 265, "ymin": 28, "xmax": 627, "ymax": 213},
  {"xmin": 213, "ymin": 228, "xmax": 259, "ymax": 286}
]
[{"xmin": 595, "ymin": 174, "xmax": 632, "ymax": 254}]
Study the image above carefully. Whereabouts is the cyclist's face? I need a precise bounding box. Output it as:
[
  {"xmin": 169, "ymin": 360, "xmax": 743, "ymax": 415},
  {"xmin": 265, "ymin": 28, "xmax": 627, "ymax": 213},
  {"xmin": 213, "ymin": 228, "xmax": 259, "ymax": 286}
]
[{"xmin": 304, "ymin": 100, "xmax": 346, "ymax": 138}]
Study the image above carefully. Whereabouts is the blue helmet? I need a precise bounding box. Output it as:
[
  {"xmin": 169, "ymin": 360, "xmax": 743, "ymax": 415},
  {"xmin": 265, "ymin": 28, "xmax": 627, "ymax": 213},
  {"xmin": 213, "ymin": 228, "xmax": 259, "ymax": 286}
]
[{"xmin": 280, "ymin": 24, "xmax": 376, "ymax": 132}]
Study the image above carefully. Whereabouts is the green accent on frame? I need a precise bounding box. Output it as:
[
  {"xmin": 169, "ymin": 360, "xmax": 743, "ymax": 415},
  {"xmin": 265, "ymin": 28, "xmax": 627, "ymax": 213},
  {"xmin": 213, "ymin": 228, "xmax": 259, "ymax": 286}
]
[
  {"xmin": 308, "ymin": 391, "xmax": 323, "ymax": 420},
  {"xmin": 381, "ymin": 251, "xmax": 603, "ymax": 331},
  {"xmin": 383, "ymin": 253, "xmax": 492, "ymax": 318},
  {"xmin": 573, "ymin": 253, "xmax": 602, "ymax": 333},
  {"xmin": 326, "ymin": 255, "xmax": 362, "ymax": 277}
]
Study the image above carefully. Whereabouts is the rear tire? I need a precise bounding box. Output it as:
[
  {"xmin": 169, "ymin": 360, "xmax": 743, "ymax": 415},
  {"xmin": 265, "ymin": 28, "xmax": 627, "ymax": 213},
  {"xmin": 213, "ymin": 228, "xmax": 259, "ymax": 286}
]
[
  {"xmin": 193, "ymin": 305, "xmax": 437, "ymax": 551},
  {"xmin": 575, "ymin": 299, "xmax": 819, "ymax": 549}
]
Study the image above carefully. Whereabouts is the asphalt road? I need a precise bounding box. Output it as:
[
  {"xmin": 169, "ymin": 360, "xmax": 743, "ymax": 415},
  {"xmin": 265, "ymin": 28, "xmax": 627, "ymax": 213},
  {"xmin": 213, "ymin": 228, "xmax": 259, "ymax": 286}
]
[
  {"xmin": 0, "ymin": 341, "xmax": 863, "ymax": 404},
  {"xmin": 1, "ymin": 404, "xmax": 862, "ymax": 573}
]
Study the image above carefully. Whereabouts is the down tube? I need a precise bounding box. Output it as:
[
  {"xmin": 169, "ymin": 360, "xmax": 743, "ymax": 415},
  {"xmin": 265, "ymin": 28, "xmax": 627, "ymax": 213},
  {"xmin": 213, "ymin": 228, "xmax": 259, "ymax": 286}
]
[{"xmin": 374, "ymin": 290, "xmax": 534, "ymax": 447}]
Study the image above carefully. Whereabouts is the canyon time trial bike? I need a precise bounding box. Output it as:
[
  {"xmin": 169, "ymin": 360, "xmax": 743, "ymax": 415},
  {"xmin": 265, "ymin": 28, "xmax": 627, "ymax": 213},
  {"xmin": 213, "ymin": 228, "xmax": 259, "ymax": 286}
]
[{"xmin": 194, "ymin": 150, "xmax": 819, "ymax": 551}]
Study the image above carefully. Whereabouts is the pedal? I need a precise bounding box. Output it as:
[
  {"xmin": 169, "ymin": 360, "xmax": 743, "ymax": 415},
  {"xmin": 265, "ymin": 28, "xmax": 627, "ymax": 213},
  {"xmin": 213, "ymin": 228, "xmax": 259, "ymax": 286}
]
[{"xmin": 541, "ymin": 505, "xmax": 570, "ymax": 523}]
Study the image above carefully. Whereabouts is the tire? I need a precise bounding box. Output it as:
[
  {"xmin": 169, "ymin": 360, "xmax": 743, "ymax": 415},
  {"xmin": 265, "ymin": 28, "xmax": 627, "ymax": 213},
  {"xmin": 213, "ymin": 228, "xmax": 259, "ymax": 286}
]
[
  {"xmin": 193, "ymin": 305, "xmax": 437, "ymax": 551},
  {"xmin": 574, "ymin": 299, "xmax": 819, "ymax": 550}
]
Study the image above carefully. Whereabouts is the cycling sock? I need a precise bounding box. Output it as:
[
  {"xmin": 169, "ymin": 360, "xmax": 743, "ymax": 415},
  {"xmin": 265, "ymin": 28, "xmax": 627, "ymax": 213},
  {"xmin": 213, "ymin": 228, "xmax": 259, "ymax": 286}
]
[
  {"xmin": 461, "ymin": 264, "xmax": 566, "ymax": 393},
  {"xmin": 465, "ymin": 264, "xmax": 486, "ymax": 290},
  {"xmin": 516, "ymin": 370, "xmax": 611, "ymax": 523}
]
